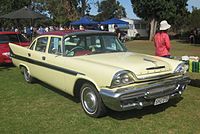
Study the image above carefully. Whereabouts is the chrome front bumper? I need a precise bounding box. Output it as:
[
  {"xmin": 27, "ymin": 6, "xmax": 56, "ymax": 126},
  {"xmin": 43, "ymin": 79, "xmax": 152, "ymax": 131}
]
[{"xmin": 100, "ymin": 76, "xmax": 190, "ymax": 111}]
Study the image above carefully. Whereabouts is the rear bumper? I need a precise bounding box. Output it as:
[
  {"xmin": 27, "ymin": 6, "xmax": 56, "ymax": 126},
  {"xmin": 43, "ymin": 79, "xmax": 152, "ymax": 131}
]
[{"xmin": 100, "ymin": 76, "xmax": 190, "ymax": 111}]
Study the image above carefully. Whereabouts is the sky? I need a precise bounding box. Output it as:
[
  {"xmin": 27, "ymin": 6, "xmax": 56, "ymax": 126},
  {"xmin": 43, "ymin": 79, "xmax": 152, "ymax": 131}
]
[{"xmin": 90, "ymin": 0, "xmax": 200, "ymax": 19}]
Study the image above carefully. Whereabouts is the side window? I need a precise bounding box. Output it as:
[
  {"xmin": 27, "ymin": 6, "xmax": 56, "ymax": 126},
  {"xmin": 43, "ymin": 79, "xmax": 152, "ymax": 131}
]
[
  {"xmin": 64, "ymin": 35, "xmax": 88, "ymax": 56},
  {"xmin": 8, "ymin": 34, "xmax": 19, "ymax": 42},
  {"xmin": 64, "ymin": 36, "xmax": 80, "ymax": 50},
  {"xmin": 35, "ymin": 37, "xmax": 48, "ymax": 52},
  {"xmin": 103, "ymin": 36, "xmax": 116, "ymax": 50},
  {"xmin": 135, "ymin": 24, "xmax": 140, "ymax": 29},
  {"xmin": 141, "ymin": 24, "xmax": 146, "ymax": 29},
  {"xmin": 87, "ymin": 36, "xmax": 102, "ymax": 52},
  {"xmin": 64, "ymin": 36, "xmax": 79, "ymax": 48},
  {"xmin": 48, "ymin": 37, "xmax": 62, "ymax": 54},
  {"xmin": 94, "ymin": 36, "xmax": 102, "ymax": 49},
  {"xmin": 30, "ymin": 40, "xmax": 36, "ymax": 50}
]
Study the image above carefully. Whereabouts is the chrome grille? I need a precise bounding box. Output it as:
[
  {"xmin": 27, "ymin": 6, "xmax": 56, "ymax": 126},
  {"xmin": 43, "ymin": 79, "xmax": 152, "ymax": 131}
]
[{"xmin": 120, "ymin": 84, "xmax": 177, "ymax": 100}]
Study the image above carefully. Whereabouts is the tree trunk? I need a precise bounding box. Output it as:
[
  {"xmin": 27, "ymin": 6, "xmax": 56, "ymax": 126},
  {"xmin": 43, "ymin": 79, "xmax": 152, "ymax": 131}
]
[
  {"xmin": 81, "ymin": 0, "xmax": 87, "ymax": 17},
  {"xmin": 149, "ymin": 18, "xmax": 158, "ymax": 41}
]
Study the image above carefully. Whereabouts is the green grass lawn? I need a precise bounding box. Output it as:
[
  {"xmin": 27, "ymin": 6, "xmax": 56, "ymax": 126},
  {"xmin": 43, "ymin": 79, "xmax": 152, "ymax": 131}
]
[{"xmin": 1, "ymin": 40, "xmax": 200, "ymax": 134}]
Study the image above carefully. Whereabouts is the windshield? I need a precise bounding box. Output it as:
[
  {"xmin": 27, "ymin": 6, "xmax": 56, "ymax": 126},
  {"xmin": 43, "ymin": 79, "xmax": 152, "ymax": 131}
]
[
  {"xmin": 63, "ymin": 34, "xmax": 127, "ymax": 57},
  {"xmin": 0, "ymin": 34, "xmax": 28, "ymax": 44}
]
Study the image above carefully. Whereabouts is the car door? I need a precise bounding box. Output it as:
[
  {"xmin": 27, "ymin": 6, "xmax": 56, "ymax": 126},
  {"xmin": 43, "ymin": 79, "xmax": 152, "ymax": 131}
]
[
  {"xmin": 28, "ymin": 36, "xmax": 50, "ymax": 82},
  {"xmin": 44, "ymin": 36, "xmax": 66, "ymax": 90}
]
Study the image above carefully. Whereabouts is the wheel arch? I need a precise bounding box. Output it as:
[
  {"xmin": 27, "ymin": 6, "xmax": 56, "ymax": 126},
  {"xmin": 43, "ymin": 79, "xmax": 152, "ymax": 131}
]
[
  {"xmin": 73, "ymin": 78, "xmax": 98, "ymax": 100},
  {"xmin": 19, "ymin": 64, "xmax": 30, "ymax": 73}
]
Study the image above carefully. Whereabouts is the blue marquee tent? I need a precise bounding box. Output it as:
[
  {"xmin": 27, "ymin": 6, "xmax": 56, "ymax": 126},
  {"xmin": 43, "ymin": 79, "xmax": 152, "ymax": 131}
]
[
  {"xmin": 101, "ymin": 18, "xmax": 128, "ymax": 25},
  {"xmin": 70, "ymin": 16, "xmax": 98, "ymax": 25}
]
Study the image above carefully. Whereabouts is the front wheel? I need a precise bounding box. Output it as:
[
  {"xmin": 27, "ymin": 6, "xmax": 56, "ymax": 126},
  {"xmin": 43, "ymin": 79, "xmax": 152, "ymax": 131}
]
[
  {"xmin": 21, "ymin": 67, "xmax": 34, "ymax": 83},
  {"xmin": 80, "ymin": 83, "xmax": 107, "ymax": 118}
]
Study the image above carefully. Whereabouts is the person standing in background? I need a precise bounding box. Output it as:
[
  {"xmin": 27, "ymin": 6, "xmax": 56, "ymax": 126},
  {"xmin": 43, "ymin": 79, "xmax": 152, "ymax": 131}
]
[
  {"xmin": 154, "ymin": 20, "xmax": 171, "ymax": 58},
  {"xmin": 114, "ymin": 24, "xmax": 121, "ymax": 40},
  {"xmin": 79, "ymin": 25, "xmax": 85, "ymax": 30}
]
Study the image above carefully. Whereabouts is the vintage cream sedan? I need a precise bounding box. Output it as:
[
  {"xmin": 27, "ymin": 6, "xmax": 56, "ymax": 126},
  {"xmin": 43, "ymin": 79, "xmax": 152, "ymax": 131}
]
[{"xmin": 9, "ymin": 30, "xmax": 190, "ymax": 117}]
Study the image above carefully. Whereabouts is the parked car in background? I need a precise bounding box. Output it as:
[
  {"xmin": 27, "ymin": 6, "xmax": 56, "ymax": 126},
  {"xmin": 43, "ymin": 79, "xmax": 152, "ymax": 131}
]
[
  {"xmin": 0, "ymin": 31, "xmax": 29, "ymax": 64},
  {"xmin": 9, "ymin": 30, "xmax": 190, "ymax": 117}
]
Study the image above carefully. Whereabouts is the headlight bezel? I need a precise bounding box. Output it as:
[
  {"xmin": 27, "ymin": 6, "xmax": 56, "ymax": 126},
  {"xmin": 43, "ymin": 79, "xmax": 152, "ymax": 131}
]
[
  {"xmin": 174, "ymin": 63, "xmax": 188, "ymax": 74},
  {"xmin": 111, "ymin": 70, "xmax": 135, "ymax": 88}
]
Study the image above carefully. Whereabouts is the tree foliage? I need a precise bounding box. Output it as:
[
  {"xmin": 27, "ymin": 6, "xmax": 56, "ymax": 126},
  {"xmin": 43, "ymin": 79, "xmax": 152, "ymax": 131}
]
[
  {"xmin": 189, "ymin": 8, "xmax": 200, "ymax": 28},
  {"xmin": 0, "ymin": 0, "xmax": 98, "ymax": 27},
  {"xmin": 77, "ymin": 0, "xmax": 91, "ymax": 16},
  {"xmin": 131, "ymin": 0, "xmax": 188, "ymax": 40},
  {"xmin": 95, "ymin": 0, "xmax": 126, "ymax": 21},
  {"xmin": 0, "ymin": 0, "xmax": 30, "ymax": 14},
  {"xmin": 32, "ymin": 0, "xmax": 80, "ymax": 24},
  {"xmin": 32, "ymin": 0, "xmax": 97, "ymax": 24},
  {"xmin": 173, "ymin": 1, "xmax": 190, "ymax": 32},
  {"xmin": 0, "ymin": 0, "xmax": 31, "ymax": 28}
]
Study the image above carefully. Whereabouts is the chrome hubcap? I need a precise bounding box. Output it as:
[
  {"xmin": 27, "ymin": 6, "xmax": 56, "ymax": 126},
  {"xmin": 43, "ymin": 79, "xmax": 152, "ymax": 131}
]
[
  {"xmin": 82, "ymin": 87, "xmax": 97, "ymax": 114},
  {"xmin": 24, "ymin": 69, "xmax": 30, "ymax": 81}
]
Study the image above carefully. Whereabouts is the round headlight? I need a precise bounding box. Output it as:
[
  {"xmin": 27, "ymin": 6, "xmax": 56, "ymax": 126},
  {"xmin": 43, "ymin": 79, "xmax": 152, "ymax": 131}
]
[
  {"xmin": 121, "ymin": 74, "xmax": 130, "ymax": 83},
  {"xmin": 174, "ymin": 63, "xmax": 188, "ymax": 74},
  {"xmin": 113, "ymin": 78, "xmax": 121, "ymax": 85},
  {"xmin": 111, "ymin": 70, "xmax": 134, "ymax": 88}
]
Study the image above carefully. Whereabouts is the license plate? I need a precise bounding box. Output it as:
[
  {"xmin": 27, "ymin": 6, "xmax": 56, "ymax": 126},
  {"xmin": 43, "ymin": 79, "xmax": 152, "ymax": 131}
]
[{"xmin": 154, "ymin": 96, "xmax": 169, "ymax": 105}]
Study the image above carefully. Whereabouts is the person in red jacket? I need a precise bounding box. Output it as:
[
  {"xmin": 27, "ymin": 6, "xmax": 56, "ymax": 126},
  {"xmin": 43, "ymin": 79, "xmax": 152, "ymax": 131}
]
[{"xmin": 154, "ymin": 20, "xmax": 171, "ymax": 58}]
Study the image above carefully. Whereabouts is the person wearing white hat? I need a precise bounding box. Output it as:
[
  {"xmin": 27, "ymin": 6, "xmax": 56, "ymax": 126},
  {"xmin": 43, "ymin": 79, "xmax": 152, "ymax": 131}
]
[
  {"xmin": 154, "ymin": 20, "xmax": 171, "ymax": 58},
  {"xmin": 159, "ymin": 20, "xmax": 171, "ymax": 31}
]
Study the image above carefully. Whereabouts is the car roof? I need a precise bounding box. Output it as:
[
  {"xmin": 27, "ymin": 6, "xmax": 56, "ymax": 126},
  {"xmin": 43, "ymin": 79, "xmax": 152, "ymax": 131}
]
[
  {"xmin": 0, "ymin": 31, "xmax": 21, "ymax": 34},
  {"xmin": 40, "ymin": 30, "xmax": 80, "ymax": 36},
  {"xmin": 40, "ymin": 30, "xmax": 114, "ymax": 37}
]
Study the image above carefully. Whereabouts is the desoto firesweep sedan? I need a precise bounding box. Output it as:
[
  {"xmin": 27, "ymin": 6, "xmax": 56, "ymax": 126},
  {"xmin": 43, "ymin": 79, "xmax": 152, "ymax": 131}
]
[{"xmin": 9, "ymin": 30, "xmax": 190, "ymax": 117}]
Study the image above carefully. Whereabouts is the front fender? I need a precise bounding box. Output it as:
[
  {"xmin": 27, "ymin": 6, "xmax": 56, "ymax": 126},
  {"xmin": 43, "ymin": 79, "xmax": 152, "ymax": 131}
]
[{"xmin": 75, "ymin": 74, "xmax": 100, "ymax": 91}]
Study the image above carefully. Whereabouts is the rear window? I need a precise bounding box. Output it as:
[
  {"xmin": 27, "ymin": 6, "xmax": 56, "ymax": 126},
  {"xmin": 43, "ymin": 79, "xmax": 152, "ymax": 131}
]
[{"xmin": 0, "ymin": 34, "xmax": 28, "ymax": 44}]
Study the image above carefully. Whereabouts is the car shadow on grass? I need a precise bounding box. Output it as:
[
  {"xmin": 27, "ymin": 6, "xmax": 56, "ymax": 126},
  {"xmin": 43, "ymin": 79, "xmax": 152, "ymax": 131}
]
[
  {"xmin": 35, "ymin": 80, "xmax": 79, "ymax": 103},
  {"xmin": 189, "ymin": 78, "xmax": 200, "ymax": 88},
  {"xmin": 29, "ymin": 79, "xmax": 184, "ymax": 119},
  {"xmin": 107, "ymin": 98, "xmax": 182, "ymax": 120},
  {"xmin": 0, "ymin": 64, "xmax": 15, "ymax": 71}
]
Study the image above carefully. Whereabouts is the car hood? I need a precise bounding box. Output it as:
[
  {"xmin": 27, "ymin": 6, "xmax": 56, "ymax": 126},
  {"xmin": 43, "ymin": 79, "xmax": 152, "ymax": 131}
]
[{"xmin": 76, "ymin": 52, "xmax": 174, "ymax": 76}]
